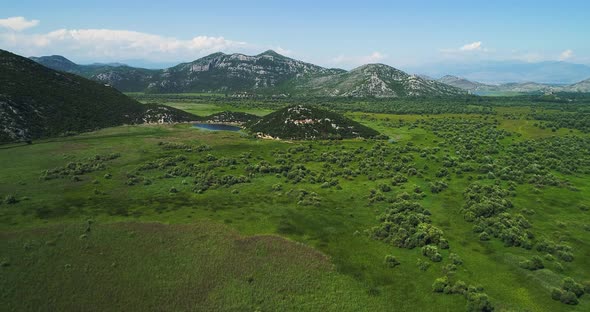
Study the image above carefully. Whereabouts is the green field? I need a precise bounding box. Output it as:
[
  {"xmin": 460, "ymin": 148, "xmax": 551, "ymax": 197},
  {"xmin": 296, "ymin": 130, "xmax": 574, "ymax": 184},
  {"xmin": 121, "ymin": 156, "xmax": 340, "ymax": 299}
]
[{"xmin": 1, "ymin": 98, "xmax": 589, "ymax": 311}]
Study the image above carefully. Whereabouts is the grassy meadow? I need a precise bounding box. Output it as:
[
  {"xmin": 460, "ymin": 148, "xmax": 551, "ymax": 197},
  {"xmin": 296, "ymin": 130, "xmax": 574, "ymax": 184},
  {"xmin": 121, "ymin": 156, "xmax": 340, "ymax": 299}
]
[{"xmin": 1, "ymin": 97, "xmax": 589, "ymax": 311}]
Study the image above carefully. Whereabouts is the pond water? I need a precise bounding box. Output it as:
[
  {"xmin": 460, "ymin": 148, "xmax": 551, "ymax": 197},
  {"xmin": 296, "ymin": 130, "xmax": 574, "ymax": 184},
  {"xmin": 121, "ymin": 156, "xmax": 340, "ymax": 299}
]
[{"xmin": 193, "ymin": 123, "xmax": 241, "ymax": 132}]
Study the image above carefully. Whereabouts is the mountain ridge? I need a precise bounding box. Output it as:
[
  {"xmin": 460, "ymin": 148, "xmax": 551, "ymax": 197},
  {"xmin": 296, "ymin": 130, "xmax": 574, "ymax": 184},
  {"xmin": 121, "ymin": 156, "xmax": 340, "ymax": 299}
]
[{"xmin": 30, "ymin": 51, "xmax": 463, "ymax": 97}]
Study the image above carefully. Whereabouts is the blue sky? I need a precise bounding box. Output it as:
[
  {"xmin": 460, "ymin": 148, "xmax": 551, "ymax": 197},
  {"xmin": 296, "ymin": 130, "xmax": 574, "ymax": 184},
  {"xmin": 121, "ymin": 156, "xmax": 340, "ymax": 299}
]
[{"xmin": 1, "ymin": 0, "xmax": 589, "ymax": 69}]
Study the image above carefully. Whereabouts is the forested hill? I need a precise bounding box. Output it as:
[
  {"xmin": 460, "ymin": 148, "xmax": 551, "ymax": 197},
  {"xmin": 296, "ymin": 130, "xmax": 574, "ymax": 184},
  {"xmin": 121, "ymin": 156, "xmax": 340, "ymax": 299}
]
[
  {"xmin": 247, "ymin": 105, "xmax": 382, "ymax": 139},
  {"xmin": 0, "ymin": 49, "xmax": 196, "ymax": 143}
]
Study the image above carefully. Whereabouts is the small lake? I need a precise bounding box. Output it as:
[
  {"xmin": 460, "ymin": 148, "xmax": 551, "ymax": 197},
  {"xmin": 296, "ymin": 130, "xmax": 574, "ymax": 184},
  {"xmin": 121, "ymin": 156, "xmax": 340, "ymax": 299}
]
[{"xmin": 193, "ymin": 123, "xmax": 242, "ymax": 132}]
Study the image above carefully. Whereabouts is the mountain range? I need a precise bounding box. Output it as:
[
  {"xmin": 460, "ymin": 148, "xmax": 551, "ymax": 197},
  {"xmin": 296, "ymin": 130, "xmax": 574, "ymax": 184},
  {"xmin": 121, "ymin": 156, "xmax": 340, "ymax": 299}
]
[
  {"xmin": 1, "ymin": 49, "xmax": 196, "ymax": 143},
  {"xmin": 435, "ymin": 75, "xmax": 590, "ymax": 94},
  {"xmin": 30, "ymin": 51, "xmax": 466, "ymax": 97}
]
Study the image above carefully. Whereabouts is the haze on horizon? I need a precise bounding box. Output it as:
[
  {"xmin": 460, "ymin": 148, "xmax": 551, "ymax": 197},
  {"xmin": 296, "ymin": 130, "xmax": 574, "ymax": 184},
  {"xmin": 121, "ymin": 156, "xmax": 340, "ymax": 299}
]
[{"xmin": 1, "ymin": 0, "xmax": 589, "ymax": 83}]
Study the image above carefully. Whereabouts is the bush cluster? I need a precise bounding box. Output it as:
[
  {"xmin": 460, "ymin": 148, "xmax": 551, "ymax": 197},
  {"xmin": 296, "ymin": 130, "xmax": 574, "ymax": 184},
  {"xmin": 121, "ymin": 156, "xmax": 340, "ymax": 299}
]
[
  {"xmin": 551, "ymin": 277, "xmax": 587, "ymax": 305},
  {"xmin": 432, "ymin": 277, "xmax": 494, "ymax": 312},
  {"xmin": 40, "ymin": 153, "xmax": 121, "ymax": 180},
  {"xmin": 463, "ymin": 183, "xmax": 534, "ymax": 248},
  {"xmin": 372, "ymin": 200, "xmax": 445, "ymax": 249}
]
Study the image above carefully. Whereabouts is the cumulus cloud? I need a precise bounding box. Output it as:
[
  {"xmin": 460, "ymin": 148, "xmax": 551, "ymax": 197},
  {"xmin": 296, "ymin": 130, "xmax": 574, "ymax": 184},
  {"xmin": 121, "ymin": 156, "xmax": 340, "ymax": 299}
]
[
  {"xmin": 459, "ymin": 41, "xmax": 482, "ymax": 51},
  {"xmin": 330, "ymin": 51, "xmax": 387, "ymax": 67},
  {"xmin": 559, "ymin": 49, "xmax": 573, "ymax": 61},
  {"xmin": 0, "ymin": 27, "xmax": 249, "ymax": 62},
  {"xmin": 0, "ymin": 16, "xmax": 39, "ymax": 31}
]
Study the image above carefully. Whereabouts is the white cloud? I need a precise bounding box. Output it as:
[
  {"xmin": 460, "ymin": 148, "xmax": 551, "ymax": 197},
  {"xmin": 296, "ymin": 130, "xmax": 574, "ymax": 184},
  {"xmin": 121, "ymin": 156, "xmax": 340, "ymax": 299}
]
[
  {"xmin": 330, "ymin": 51, "xmax": 387, "ymax": 67},
  {"xmin": 440, "ymin": 41, "xmax": 487, "ymax": 54},
  {"xmin": 559, "ymin": 49, "xmax": 573, "ymax": 61},
  {"xmin": 0, "ymin": 27, "xmax": 249, "ymax": 62},
  {"xmin": 459, "ymin": 41, "xmax": 482, "ymax": 51},
  {"xmin": 0, "ymin": 16, "xmax": 39, "ymax": 31}
]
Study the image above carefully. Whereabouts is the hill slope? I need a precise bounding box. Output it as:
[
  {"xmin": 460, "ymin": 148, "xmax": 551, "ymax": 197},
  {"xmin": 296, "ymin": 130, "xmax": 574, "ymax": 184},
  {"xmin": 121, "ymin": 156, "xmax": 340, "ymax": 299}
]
[
  {"xmin": 1, "ymin": 49, "xmax": 196, "ymax": 143},
  {"xmin": 247, "ymin": 105, "xmax": 381, "ymax": 139},
  {"xmin": 565, "ymin": 78, "xmax": 590, "ymax": 92},
  {"xmin": 290, "ymin": 64, "xmax": 467, "ymax": 97}
]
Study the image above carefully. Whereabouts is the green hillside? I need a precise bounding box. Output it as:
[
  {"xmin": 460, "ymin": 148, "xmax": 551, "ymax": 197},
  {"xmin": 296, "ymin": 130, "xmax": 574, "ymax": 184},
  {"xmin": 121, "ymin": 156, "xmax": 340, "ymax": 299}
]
[{"xmin": 0, "ymin": 49, "xmax": 196, "ymax": 143}]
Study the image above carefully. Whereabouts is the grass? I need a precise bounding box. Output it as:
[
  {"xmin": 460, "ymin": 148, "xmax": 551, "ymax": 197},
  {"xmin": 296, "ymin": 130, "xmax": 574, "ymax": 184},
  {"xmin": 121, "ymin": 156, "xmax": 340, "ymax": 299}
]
[
  {"xmin": 1, "ymin": 221, "xmax": 389, "ymax": 311},
  {"xmin": 1, "ymin": 100, "xmax": 589, "ymax": 311}
]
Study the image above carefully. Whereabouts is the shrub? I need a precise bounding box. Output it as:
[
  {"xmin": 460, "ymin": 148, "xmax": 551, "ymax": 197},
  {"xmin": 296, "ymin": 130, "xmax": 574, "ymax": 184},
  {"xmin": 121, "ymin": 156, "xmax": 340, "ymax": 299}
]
[
  {"xmin": 554, "ymin": 262, "xmax": 564, "ymax": 273},
  {"xmin": 556, "ymin": 250, "xmax": 574, "ymax": 262},
  {"xmin": 391, "ymin": 174, "xmax": 408, "ymax": 186},
  {"xmin": 413, "ymin": 185, "xmax": 423, "ymax": 193},
  {"xmin": 432, "ymin": 276, "xmax": 449, "ymax": 293},
  {"xmin": 519, "ymin": 256, "xmax": 544, "ymax": 271},
  {"xmin": 384, "ymin": 255, "xmax": 400, "ymax": 268},
  {"xmin": 417, "ymin": 259, "xmax": 430, "ymax": 271},
  {"xmin": 560, "ymin": 291, "xmax": 579, "ymax": 305},
  {"xmin": 422, "ymin": 245, "xmax": 442, "ymax": 262},
  {"xmin": 449, "ymin": 253, "xmax": 463, "ymax": 265},
  {"xmin": 442, "ymin": 264, "xmax": 457, "ymax": 275},
  {"xmin": 479, "ymin": 232, "xmax": 490, "ymax": 241},
  {"xmin": 466, "ymin": 292, "xmax": 494, "ymax": 312},
  {"xmin": 551, "ymin": 288, "xmax": 563, "ymax": 301},
  {"xmin": 452, "ymin": 281, "xmax": 468, "ymax": 295},
  {"xmin": 562, "ymin": 277, "xmax": 584, "ymax": 297},
  {"xmin": 4, "ymin": 194, "xmax": 18, "ymax": 205},
  {"xmin": 378, "ymin": 184, "xmax": 392, "ymax": 192},
  {"xmin": 430, "ymin": 180, "xmax": 448, "ymax": 193}
]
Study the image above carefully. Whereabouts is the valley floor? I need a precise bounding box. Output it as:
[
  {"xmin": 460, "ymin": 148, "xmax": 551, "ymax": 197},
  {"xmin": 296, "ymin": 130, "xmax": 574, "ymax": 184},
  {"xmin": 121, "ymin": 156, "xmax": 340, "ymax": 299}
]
[{"xmin": 1, "ymin": 102, "xmax": 589, "ymax": 311}]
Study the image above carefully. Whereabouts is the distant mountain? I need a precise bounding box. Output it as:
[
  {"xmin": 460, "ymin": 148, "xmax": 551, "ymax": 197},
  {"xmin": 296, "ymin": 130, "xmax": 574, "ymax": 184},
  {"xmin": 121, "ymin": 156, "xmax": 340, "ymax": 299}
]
[
  {"xmin": 247, "ymin": 105, "xmax": 381, "ymax": 140},
  {"xmin": 437, "ymin": 75, "xmax": 492, "ymax": 93},
  {"xmin": 1, "ymin": 49, "xmax": 196, "ymax": 143},
  {"xmin": 29, "ymin": 55, "xmax": 79, "ymax": 72},
  {"xmin": 30, "ymin": 55, "xmax": 159, "ymax": 92},
  {"xmin": 436, "ymin": 75, "xmax": 590, "ymax": 94},
  {"xmin": 407, "ymin": 61, "xmax": 590, "ymax": 84},
  {"xmin": 30, "ymin": 52, "xmax": 464, "ymax": 97},
  {"xmin": 289, "ymin": 64, "xmax": 466, "ymax": 97}
]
